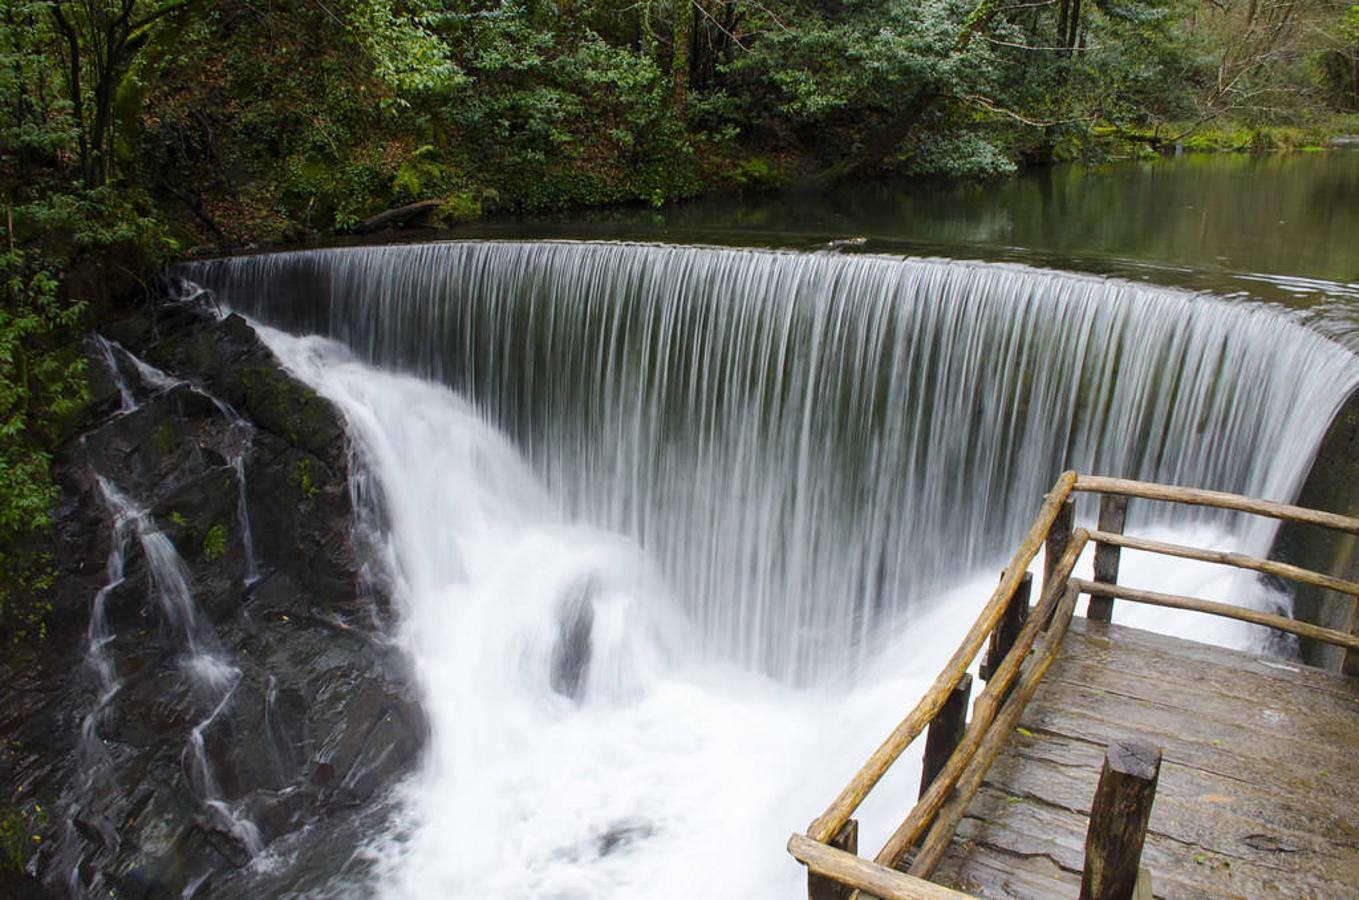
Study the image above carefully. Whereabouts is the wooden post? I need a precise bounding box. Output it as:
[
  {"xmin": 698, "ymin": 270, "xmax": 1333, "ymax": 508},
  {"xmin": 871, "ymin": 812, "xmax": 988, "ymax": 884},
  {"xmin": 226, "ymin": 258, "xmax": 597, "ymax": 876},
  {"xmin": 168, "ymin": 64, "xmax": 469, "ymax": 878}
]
[
  {"xmin": 1080, "ymin": 739, "xmax": 1162, "ymax": 900},
  {"xmin": 808, "ymin": 818, "xmax": 858, "ymax": 900},
  {"xmin": 1044, "ymin": 499, "xmax": 1074, "ymax": 621},
  {"xmin": 1089, "ymin": 495, "xmax": 1128, "ymax": 622},
  {"xmin": 919, "ymin": 673, "xmax": 971, "ymax": 799},
  {"xmin": 981, "ymin": 572, "xmax": 1032, "ymax": 681}
]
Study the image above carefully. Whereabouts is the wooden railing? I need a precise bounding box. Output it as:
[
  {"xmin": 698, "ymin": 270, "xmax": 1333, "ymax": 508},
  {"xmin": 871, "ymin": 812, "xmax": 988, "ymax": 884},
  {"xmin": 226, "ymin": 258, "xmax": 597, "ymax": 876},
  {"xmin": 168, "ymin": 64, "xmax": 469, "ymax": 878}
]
[
  {"xmin": 1068, "ymin": 474, "xmax": 1359, "ymax": 652},
  {"xmin": 788, "ymin": 470, "xmax": 1359, "ymax": 899}
]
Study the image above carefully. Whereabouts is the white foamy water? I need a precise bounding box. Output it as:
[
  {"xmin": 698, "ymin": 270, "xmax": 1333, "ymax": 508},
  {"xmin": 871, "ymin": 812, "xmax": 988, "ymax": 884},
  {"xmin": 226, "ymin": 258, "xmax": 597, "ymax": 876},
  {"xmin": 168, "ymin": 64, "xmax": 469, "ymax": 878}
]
[{"xmin": 259, "ymin": 326, "xmax": 1295, "ymax": 899}]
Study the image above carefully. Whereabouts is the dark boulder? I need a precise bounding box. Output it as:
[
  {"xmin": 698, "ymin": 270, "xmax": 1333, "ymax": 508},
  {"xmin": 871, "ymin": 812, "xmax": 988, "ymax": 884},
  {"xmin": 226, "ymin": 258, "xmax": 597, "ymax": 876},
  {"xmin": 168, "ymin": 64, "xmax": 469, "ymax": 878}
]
[{"xmin": 550, "ymin": 577, "xmax": 597, "ymax": 700}]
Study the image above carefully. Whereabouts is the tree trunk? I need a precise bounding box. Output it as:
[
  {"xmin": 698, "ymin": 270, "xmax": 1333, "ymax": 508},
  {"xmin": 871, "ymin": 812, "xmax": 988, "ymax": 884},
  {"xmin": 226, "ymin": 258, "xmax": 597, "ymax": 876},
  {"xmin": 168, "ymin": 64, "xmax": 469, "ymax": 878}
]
[
  {"xmin": 672, "ymin": 0, "xmax": 692, "ymax": 115},
  {"xmin": 48, "ymin": 4, "xmax": 91, "ymax": 185},
  {"xmin": 1066, "ymin": 0, "xmax": 1082, "ymax": 54}
]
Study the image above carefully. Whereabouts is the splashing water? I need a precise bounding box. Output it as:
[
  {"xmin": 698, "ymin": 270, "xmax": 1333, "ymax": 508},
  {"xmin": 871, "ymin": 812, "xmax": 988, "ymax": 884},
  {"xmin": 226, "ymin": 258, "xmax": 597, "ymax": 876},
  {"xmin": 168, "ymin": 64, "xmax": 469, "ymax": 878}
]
[{"xmin": 60, "ymin": 356, "xmax": 264, "ymax": 887}]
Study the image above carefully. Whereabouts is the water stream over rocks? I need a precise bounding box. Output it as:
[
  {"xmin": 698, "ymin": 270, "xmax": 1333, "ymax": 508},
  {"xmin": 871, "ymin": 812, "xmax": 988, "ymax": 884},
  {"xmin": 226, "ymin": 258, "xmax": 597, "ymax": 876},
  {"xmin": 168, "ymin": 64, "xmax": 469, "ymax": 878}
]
[{"xmin": 1, "ymin": 302, "xmax": 424, "ymax": 898}]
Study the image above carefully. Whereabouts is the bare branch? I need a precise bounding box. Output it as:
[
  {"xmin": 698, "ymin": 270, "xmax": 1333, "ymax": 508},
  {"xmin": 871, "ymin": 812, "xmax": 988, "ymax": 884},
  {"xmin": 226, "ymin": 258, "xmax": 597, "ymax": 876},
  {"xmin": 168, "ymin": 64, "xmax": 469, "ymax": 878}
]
[
  {"xmin": 955, "ymin": 93, "xmax": 1095, "ymax": 127},
  {"xmin": 983, "ymin": 34, "xmax": 1101, "ymax": 51},
  {"xmin": 693, "ymin": 0, "xmax": 748, "ymax": 51}
]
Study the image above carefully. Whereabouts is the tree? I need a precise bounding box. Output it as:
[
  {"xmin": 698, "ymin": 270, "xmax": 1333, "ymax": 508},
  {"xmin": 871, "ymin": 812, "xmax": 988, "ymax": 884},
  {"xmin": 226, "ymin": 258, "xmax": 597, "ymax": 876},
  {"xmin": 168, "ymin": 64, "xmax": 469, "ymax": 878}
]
[
  {"xmin": 1, "ymin": 2, "xmax": 166, "ymax": 640},
  {"xmin": 1316, "ymin": 3, "xmax": 1359, "ymax": 110},
  {"xmin": 46, "ymin": 0, "xmax": 203, "ymax": 186}
]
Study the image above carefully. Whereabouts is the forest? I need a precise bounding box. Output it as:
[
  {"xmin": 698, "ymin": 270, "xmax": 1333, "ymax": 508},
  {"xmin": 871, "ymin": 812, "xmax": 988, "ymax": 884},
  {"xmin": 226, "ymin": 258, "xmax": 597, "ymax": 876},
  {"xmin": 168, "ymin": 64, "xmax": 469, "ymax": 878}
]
[{"xmin": 1, "ymin": 0, "xmax": 1359, "ymax": 638}]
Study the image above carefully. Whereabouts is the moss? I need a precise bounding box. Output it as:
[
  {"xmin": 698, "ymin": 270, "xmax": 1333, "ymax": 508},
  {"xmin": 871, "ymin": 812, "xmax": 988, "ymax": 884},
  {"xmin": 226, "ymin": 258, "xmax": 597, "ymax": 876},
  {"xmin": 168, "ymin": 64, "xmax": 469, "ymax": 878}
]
[
  {"xmin": 201, "ymin": 523, "xmax": 228, "ymax": 561},
  {"xmin": 1169, "ymin": 117, "xmax": 1353, "ymax": 154},
  {"xmin": 436, "ymin": 190, "xmax": 482, "ymax": 224},
  {"xmin": 147, "ymin": 327, "xmax": 221, "ymax": 378},
  {"xmin": 227, "ymin": 363, "xmax": 340, "ymax": 458},
  {"xmin": 0, "ymin": 798, "xmax": 46, "ymax": 873},
  {"xmin": 154, "ymin": 421, "xmax": 182, "ymax": 456},
  {"xmin": 294, "ymin": 457, "xmax": 319, "ymax": 502}
]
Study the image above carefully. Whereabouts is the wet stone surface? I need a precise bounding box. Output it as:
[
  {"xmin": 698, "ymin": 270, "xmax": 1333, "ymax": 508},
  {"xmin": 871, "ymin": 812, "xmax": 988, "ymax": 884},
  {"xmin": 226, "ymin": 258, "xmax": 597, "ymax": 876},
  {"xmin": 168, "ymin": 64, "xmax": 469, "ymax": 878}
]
[{"xmin": 0, "ymin": 299, "xmax": 426, "ymax": 898}]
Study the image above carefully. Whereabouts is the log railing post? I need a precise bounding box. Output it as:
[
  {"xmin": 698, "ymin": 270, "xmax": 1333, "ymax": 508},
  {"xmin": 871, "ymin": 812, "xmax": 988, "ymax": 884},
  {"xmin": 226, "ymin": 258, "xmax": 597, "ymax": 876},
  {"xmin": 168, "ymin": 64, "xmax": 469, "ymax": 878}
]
[
  {"xmin": 1089, "ymin": 494, "xmax": 1128, "ymax": 622},
  {"xmin": 808, "ymin": 818, "xmax": 858, "ymax": 900},
  {"xmin": 981, "ymin": 571, "xmax": 1032, "ymax": 682},
  {"xmin": 1080, "ymin": 739, "xmax": 1162, "ymax": 900},
  {"xmin": 1044, "ymin": 499, "xmax": 1074, "ymax": 621},
  {"xmin": 918, "ymin": 673, "xmax": 972, "ymax": 800}
]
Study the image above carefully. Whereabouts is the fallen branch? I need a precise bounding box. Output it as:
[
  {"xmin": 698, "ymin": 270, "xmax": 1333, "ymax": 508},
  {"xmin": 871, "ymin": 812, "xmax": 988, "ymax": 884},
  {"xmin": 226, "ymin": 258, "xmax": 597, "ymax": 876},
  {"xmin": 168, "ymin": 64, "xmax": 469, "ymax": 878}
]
[{"xmin": 352, "ymin": 199, "xmax": 444, "ymax": 234}]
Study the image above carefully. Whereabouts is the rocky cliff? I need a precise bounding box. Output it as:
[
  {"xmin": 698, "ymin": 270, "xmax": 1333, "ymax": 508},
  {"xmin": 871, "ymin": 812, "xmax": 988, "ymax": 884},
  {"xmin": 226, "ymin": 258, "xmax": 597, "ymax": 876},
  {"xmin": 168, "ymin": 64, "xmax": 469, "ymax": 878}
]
[{"xmin": 0, "ymin": 296, "xmax": 425, "ymax": 897}]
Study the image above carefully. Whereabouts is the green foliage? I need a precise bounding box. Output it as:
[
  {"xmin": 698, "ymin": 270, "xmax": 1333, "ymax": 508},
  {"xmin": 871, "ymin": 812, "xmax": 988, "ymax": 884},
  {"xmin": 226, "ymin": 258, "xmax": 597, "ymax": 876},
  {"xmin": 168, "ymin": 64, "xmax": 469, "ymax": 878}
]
[
  {"xmin": 725, "ymin": 156, "xmax": 782, "ymax": 190},
  {"xmin": 717, "ymin": 0, "xmax": 976, "ymax": 151},
  {"xmin": 201, "ymin": 523, "xmax": 228, "ymax": 561},
  {"xmin": 0, "ymin": 234, "xmax": 92, "ymax": 642},
  {"xmin": 1313, "ymin": 5, "xmax": 1359, "ymax": 111},
  {"xmin": 0, "ymin": 6, "xmax": 168, "ymax": 640},
  {"xmin": 295, "ymin": 457, "xmax": 318, "ymax": 501},
  {"xmin": 347, "ymin": 0, "xmax": 465, "ymax": 99},
  {"xmin": 436, "ymin": 4, "xmax": 700, "ymax": 209},
  {"xmin": 438, "ymin": 190, "xmax": 483, "ymax": 224},
  {"xmin": 0, "ymin": 797, "xmax": 46, "ymax": 872},
  {"xmin": 102, "ymin": 0, "xmax": 1359, "ymax": 237},
  {"xmin": 903, "ymin": 131, "xmax": 1018, "ymax": 179}
]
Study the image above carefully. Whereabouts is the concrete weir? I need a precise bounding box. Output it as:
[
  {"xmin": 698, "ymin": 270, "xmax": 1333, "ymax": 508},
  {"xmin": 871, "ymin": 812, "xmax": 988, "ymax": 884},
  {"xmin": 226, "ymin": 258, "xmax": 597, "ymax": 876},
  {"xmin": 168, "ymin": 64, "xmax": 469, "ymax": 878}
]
[{"xmin": 1273, "ymin": 385, "xmax": 1359, "ymax": 673}]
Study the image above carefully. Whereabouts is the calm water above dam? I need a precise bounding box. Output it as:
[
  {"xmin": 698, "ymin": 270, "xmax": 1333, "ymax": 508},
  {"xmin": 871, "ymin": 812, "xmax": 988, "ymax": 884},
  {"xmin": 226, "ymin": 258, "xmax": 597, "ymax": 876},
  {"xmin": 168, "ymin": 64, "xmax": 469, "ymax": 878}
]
[{"xmin": 457, "ymin": 150, "xmax": 1359, "ymax": 341}]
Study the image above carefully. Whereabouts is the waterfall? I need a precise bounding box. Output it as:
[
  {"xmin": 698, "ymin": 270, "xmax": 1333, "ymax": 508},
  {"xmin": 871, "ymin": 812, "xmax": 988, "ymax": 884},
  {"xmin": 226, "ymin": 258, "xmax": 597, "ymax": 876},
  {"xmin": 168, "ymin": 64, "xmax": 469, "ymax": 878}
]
[
  {"xmin": 220, "ymin": 238, "xmax": 1359, "ymax": 896},
  {"xmin": 186, "ymin": 241, "xmax": 1359, "ymax": 682},
  {"xmin": 55, "ymin": 343, "xmax": 263, "ymax": 890}
]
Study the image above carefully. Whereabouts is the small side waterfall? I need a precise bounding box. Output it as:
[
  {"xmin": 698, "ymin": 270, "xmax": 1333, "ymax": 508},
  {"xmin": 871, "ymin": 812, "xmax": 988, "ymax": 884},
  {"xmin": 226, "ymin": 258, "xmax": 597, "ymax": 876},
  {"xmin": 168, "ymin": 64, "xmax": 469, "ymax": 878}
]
[
  {"xmin": 187, "ymin": 242, "xmax": 1359, "ymax": 681},
  {"xmin": 55, "ymin": 341, "xmax": 264, "ymax": 889}
]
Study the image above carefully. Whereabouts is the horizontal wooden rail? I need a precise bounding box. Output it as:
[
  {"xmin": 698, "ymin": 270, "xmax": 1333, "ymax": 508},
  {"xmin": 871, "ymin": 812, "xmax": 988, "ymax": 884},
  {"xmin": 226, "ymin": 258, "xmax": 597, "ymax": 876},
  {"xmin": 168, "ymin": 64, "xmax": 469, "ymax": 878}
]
[
  {"xmin": 807, "ymin": 471, "xmax": 1079, "ymax": 844},
  {"xmin": 872, "ymin": 530, "xmax": 1090, "ymax": 868},
  {"xmin": 787, "ymin": 834, "xmax": 972, "ymax": 899},
  {"xmin": 910, "ymin": 584, "xmax": 1080, "ymax": 877},
  {"xmin": 1088, "ymin": 528, "xmax": 1359, "ymax": 598},
  {"xmin": 1074, "ymin": 475, "xmax": 1359, "ymax": 535},
  {"xmin": 1071, "ymin": 578, "xmax": 1359, "ymax": 651}
]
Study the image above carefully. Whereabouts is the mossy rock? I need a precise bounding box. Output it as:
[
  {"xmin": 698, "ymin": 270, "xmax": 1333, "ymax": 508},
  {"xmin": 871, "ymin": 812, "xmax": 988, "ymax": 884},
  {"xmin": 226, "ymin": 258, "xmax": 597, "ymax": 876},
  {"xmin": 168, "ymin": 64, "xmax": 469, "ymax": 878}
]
[
  {"xmin": 224, "ymin": 363, "xmax": 342, "ymax": 460},
  {"xmin": 151, "ymin": 469, "xmax": 239, "ymax": 565},
  {"xmin": 145, "ymin": 326, "xmax": 222, "ymax": 379}
]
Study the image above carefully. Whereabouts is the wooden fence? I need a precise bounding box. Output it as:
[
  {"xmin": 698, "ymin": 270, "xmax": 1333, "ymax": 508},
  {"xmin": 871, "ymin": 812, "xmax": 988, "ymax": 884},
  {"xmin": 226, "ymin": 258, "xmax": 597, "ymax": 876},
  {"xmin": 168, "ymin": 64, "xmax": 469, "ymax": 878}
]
[{"xmin": 788, "ymin": 470, "xmax": 1359, "ymax": 899}]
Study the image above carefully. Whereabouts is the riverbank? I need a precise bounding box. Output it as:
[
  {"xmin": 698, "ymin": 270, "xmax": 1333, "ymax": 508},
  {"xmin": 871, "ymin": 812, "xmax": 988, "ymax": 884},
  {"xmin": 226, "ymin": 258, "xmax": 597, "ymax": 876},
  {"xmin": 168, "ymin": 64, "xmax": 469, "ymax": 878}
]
[
  {"xmin": 179, "ymin": 131, "xmax": 1359, "ymax": 261},
  {"xmin": 1094, "ymin": 114, "xmax": 1359, "ymax": 156}
]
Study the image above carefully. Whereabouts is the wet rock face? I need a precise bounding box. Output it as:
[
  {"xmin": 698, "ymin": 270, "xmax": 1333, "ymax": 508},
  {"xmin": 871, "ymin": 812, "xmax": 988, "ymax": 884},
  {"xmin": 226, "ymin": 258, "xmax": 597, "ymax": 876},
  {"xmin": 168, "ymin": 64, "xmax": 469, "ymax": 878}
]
[
  {"xmin": 0, "ymin": 300, "xmax": 426, "ymax": 897},
  {"xmin": 550, "ymin": 577, "xmax": 597, "ymax": 701}
]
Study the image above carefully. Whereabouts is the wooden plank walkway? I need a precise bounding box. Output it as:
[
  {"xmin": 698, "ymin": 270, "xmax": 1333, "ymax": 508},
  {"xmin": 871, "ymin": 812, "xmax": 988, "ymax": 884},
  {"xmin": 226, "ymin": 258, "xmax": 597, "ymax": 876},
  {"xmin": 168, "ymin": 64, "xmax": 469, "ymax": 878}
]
[{"xmin": 931, "ymin": 617, "xmax": 1359, "ymax": 899}]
